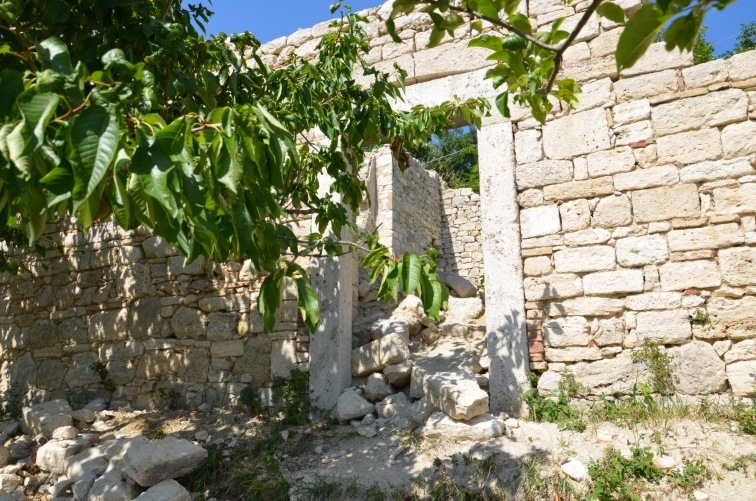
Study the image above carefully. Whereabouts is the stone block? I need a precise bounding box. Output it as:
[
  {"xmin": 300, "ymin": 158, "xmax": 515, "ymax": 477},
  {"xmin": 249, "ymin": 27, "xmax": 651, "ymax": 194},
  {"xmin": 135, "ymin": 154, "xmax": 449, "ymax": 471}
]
[
  {"xmin": 586, "ymin": 148, "xmax": 635, "ymax": 177},
  {"xmin": 625, "ymin": 292, "xmax": 682, "ymax": 311},
  {"xmin": 352, "ymin": 333, "xmax": 410, "ymax": 377},
  {"xmin": 514, "ymin": 129, "xmax": 543, "ymax": 164},
  {"xmin": 570, "ymin": 351, "xmax": 651, "ymax": 394},
  {"xmin": 370, "ymin": 319, "xmax": 410, "ymax": 344},
  {"xmin": 583, "ymin": 269, "xmax": 644, "ymax": 295},
  {"xmin": 89, "ymin": 308, "xmax": 129, "ymax": 343},
  {"xmin": 411, "ymin": 365, "xmax": 489, "ymax": 420},
  {"xmin": 726, "ymin": 50, "xmax": 756, "ymax": 81},
  {"xmin": 364, "ymin": 373, "xmax": 392, "ymax": 402},
  {"xmin": 564, "ymin": 228, "xmax": 612, "ymax": 247},
  {"xmin": 270, "ymin": 339, "xmax": 298, "ymax": 379},
  {"xmin": 612, "ymin": 99, "xmax": 651, "ymax": 126},
  {"xmin": 656, "ymin": 128, "xmax": 722, "ymax": 164},
  {"xmin": 713, "ymin": 183, "xmax": 756, "ymax": 215},
  {"xmin": 670, "ymin": 341, "xmax": 727, "ymax": 395},
  {"xmin": 210, "ymin": 339, "xmax": 245, "ymax": 358},
  {"xmin": 721, "ymin": 121, "xmax": 756, "ymax": 158},
  {"xmin": 524, "ymin": 274, "xmax": 583, "ymax": 301},
  {"xmin": 413, "ymin": 39, "xmax": 491, "ymax": 81},
  {"xmin": 668, "ymin": 223, "xmax": 744, "ymax": 251},
  {"xmin": 543, "ymin": 316, "xmax": 590, "ymax": 348},
  {"xmin": 516, "ymin": 160, "xmax": 573, "ymax": 189},
  {"xmin": 632, "ymin": 184, "xmax": 700, "ymax": 223},
  {"xmin": 651, "ymin": 89, "xmax": 748, "ymax": 136},
  {"xmin": 542, "ymin": 108, "xmax": 612, "ymax": 159},
  {"xmin": 171, "ymin": 307, "xmax": 207, "ymax": 339},
  {"xmin": 593, "ymin": 194, "xmax": 632, "ymax": 228},
  {"xmin": 129, "ymin": 297, "xmax": 162, "ymax": 340},
  {"xmin": 524, "ymin": 256, "xmax": 552, "ymax": 277},
  {"xmin": 615, "ymin": 235, "xmax": 669, "ymax": 266},
  {"xmin": 206, "ymin": 312, "xmax": 239, "ymax": 341},
  {"xmin": 22, "ymin": 400, "xmax": 73, "ymax": 438},
  {"xmin": 614, "ymin": 120, "xmax": 654, "ymax": 147},
  {"xmin": 136, "ymin": 479, "xmax": 192, "ymax": 501},
  {"xmin": 680, "ymin": 158, "xmax": 754, "ymax": 183},
  {"xmin": 726, "ymin": 361, "xmax": 756, "ymax": 396},
  {"xmin": 635, "ymin": 310, "xmax": 692, "ymax": 344},
  {"xmin": 554, "ymin": 245, "xmax": 616, "ymax": 273},
  {"xmin": 520, "ymin": 204, "xmax": 561, "ymax": 238},
  {"xmin": 123, "ymin": 436, "xmax": 208, "ymax": 487},
  {"xmin": 543, "ymin": 297, "xmax": 625, "ymax": 317},
  {"xmin": 595, "ymin": 317, "xmax": 626, "ymax": 346},
  {"xmin": 724, "ymin": 339, "xmax": 756, "ymax": 364},
  {"xmin": 559, "ymin": 54, "xmax": 617, "ymax": 82},
  {"xmin": 659, "ymin": 260, "xmax": 721, "ymax": 291},
  {"xmin": 719, "ymin": 247, "xmax": 756, "ymax": 286},
  {"xmin": 544, "ymin": 177, "xmax": 615, "ymax": 201},
  {"xmin": 682, "ymin": 59, "xmax": 727, "ymax": 89},
  {"xmin": 589, "ymin": 27, "xmax": 622, "ymax": 58},
  {"xmin": 36, "ymin": 439, "xmax": 88, "ymax": 473},
  {"xmin": 578, "ymin": 77, "xmax": 614, "ymax": 111},
  {"xmin": 383, "ymin": 361, "xmax": 413, "ymax": 387},
  {"xmin": 560, "ymin": 199, "xmax": 591, "ymax": 231},
  {"xmin": 620, "ymin": 43, "xmax": 693, "ymax": 77},
  {"xmin": 422, "ymin": 412, "xmax": 503, "ymax": 440},
  {"xmin": 613, "ymin": 165, "xmax": 679, "ymax": 191},
  {"xmin": 614, "ymin": 70, "xmax": 678, "ymax": 102},
  {"xmin": 545, "ymin": 346, "xmax": 603, "ymax": 362}
]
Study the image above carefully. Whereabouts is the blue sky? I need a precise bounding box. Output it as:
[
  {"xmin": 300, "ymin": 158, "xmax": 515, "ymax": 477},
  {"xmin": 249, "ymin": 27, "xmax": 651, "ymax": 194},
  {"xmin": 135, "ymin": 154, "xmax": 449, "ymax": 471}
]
[{"xmin": 198, "ymin": 0, "xmax": 755, "ymax": 55}]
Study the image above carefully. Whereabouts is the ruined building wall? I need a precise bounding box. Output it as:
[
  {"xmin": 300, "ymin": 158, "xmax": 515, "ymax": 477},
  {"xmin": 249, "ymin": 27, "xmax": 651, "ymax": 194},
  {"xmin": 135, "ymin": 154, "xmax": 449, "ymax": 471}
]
[
  {"xmin": 1, "ymin": 0, "xmax": 755, "ymax": 410},
  {"xmin": 0, "ymin": 221, "xmax": 310, "ymax": 410},
  {"xmin": 439, "ymin": 188, "xmax": 483, "ymax": 283}
]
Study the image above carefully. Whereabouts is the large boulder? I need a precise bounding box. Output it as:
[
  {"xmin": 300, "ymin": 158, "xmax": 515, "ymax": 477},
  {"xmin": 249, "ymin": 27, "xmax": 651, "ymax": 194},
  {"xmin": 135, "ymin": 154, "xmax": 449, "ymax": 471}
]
[
  {"xmin": 375, "ymin": 393, "xmax": 411, "ymax": 419},
  {"xmin": 388, "ymin": 295, "xmax": 425, "ymax": 336},
  {"xmin": 36, "ymin": 438, "xmax": 90, "ymax": 473},
  {"xmin": 444, "ymin": 297, "xmax": 485, "ymax": 324},
  {"xmin": 88, "ymin": 461, "xmax": 141, "ymax": 501},
  {"xmin": 726, "ymin": 360, "xmax": 756, "ymax": 397},
  {"xmin": 123, "ymin": 437, "xmax": 207, "ymax": 487},
  {"xmin": 352, "ymin": 333, "xmax": 410, "ymax": 377},
  {"xmin": 335, "ymin": 391, "xmax": 375, "ymax": 421},
  {"xmin": 439, "ymin": 272, "xmax": 478, "ymax": 298},
  {"xmin": 370, "ymin": 319, "xmax": 409, "ymax": 344},
  {"xmin": 22, "ymin": 399, "xmax": 73, "ymax": 438}
]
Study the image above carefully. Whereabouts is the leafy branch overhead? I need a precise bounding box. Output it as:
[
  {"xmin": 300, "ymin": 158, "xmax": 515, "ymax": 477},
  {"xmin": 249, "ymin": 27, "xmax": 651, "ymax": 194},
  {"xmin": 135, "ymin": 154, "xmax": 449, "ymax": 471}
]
[
  {"xmin": 0, "ymin": 0, "xmax": 485, "ymax": 331},
  {"xmin": 388, "ymin": 0, "xmax": 737, "ymax": 123}
]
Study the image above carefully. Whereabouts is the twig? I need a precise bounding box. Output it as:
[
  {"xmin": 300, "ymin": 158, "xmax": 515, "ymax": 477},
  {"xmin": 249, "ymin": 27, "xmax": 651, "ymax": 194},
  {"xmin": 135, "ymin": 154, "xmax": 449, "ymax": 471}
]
[{"xmin": 161, "ymin": 0, "xmax": 175, "ymax": 20}]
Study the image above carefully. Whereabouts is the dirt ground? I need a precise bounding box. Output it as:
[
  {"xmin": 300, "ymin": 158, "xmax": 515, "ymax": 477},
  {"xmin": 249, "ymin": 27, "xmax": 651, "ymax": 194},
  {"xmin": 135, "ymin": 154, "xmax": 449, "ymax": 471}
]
[{"xmin": 92, "ymin": 404, "xmax": 756, "ymax": 500}]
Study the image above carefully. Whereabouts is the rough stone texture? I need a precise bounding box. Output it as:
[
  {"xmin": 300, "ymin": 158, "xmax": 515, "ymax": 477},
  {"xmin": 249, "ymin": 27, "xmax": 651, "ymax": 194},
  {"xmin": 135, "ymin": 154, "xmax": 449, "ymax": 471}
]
[
  {"xmin": 123, "ymin": 437, "xmax": 208, "ymax": 487},
  {"xmin": 421, "ymin": 412, "xmax": 504, "ymax": 441},
  {"xmin": 583, "ymin": 270, "xmax": 644, "ymax": 295},
  {"xmin": 520, "ymin": 204, "xmax": 561, "ymax": 238},
  {"xmin": 616, "ymin": 235, "xmax": 669, "ymax": 266},
  {"xmin": 651, "ymin": 89, "xmax": 748, "ymax": 136},
  {"xmin": 364, "ymin": 373, "xmax": 392, "ymax": 402},
  {"xmin": 718, "ymin": 247, "xmax": 756, "ymax": 286},
  {"xmin": 632, "ymin": 185, "xmax": 700, "ymax": 223},
  {"xmin": 636, "ymin": 311, "xmax": 692, "ymax": 345},
  {"xmin": 335, "ymin": 391, "xmax": 375, "ymax": 421},
  {"xmin": 726, "ymin": 361, "xmax": 756, "ymax": 397},
  {"xmin": 383, "ymin": 361, "xmax": 412, "ymax": 387},
  {"xmin": 135, "ymin": 479, "xmax": 192, "ymax": 501},
  {"xmin": 438, "ymin": 272, "xmax": 477, "ymax": 298},
  {"xmin": 593, "ymin": 195, "xmax": 632, "ymax": 228},
  {"xmin": 670, "ymin": 342, "xmax": 728, "ymax": 395},
  {"xmin": 659, "ymin": 260, "xmax": 722, "ymax": 291},
  {"xmin": 352, "ymin": 333, "xmax": 410, "ymax": 377},
  {"xmin": 543, "ymin": 317, "xmax": 590, "ymax": 348},
  {"xmin": 22, "ymin": 400, "xmax": 73, "ymax": 438},
  {"xmin": 554, "ymin": 246, "xmax": 616, "ymax": 273},
  {"xmin": 542, "ymin": 108, "xmax": 612, "ymax": 160},
  {"xmin": 656, "ymin": 128, "xmax": 722, "ymax": 164}
]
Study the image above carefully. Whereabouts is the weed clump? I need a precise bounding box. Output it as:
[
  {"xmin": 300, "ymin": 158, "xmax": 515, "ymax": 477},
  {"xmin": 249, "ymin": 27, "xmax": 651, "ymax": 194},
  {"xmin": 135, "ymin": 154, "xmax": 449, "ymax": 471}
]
[{"xmin": 522, "ymin": 372, "xmax": 586, "ymax": 432}]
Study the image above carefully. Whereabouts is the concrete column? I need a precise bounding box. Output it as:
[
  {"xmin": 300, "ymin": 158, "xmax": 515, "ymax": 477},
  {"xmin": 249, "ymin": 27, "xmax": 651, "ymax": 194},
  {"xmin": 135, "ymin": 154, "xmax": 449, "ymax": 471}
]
[
  {"xmin": 478, "ymin": 122, "xmax": 530, "ymax": 417},
  {"xmin": 309, "ymin": 175, "xmax": 355, "ymax": 413}
]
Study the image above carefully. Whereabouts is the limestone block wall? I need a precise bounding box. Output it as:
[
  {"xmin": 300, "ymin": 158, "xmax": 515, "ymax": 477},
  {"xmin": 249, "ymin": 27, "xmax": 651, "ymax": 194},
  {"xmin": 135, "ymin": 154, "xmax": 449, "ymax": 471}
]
[
  {"xmin": 517, "ymin": 49, "xmax": 756, "ymax": 397},
  {"xmin": 439, "ymin": 188, "xmax": 483, "ymax": 282},
  {"xmin": 0, "ymin": 220, "xmax": 309, "ymax": 410}
]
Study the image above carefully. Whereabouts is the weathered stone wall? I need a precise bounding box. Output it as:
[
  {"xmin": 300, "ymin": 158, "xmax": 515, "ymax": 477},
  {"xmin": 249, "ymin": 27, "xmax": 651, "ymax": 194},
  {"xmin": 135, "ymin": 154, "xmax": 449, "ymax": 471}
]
[
  {"xmin": 0, "ymin": 220, "xmax": 310, "ymax": 410},
  {"xmin": 439, "ymin": 188, "xmax": 483, "ymax": 282}
]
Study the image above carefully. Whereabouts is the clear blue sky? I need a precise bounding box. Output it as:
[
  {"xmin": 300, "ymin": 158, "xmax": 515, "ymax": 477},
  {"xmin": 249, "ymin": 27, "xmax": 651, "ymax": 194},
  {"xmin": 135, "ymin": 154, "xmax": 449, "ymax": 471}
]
[{"xmin": 199, "ymin": 0, "xmax": 754, "ymax": 55}]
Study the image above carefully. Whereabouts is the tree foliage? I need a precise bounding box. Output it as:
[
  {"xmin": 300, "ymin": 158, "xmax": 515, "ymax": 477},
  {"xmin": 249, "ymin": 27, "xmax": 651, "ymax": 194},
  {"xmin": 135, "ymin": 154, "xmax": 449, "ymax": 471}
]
[
  {"xmin": 388, "ymin": 0, "xmax": 737, "ymax": 122},
  {"xmin": 409, "ymin": 126, "xmax": 479, "ymax": 193},
  {"xmin": 0, "ymin": 0, "xmax": 489, "ymax": 330},
  {"xmin": 721, "ymin": 21, "xmax": 756, "ymax": 58}
]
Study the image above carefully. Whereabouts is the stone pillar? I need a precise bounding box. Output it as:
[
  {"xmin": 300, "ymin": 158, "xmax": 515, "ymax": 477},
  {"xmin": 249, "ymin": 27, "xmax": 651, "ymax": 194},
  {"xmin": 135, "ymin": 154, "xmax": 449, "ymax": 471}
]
[
  {"xmin": 309, "ymin": 175, "xmax": 355, "ymax": 413},
  {"xmin": 479, "ymin": 122, "xmax": 530, "ymax": 417}
]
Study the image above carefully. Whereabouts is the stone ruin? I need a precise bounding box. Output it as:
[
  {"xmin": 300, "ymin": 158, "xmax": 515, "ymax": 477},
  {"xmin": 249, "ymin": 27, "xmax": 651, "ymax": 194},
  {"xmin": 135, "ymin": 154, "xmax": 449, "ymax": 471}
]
[{"xmin": 1, "ymin": 0, "xmax": 755, "ymax": 436}]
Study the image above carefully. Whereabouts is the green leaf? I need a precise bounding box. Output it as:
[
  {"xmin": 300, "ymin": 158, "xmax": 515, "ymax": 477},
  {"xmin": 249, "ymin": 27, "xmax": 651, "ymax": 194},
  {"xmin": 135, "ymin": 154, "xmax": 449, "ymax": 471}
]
[
  {"xmin": 7, "ymin": 91, "xmax": 59, "ymax": 177},
  {"xmin": 0, "ymin": 69, "xmax": 24, "ymax": 119},
  {"xmin": 69, "ymin": 106, "xmax": 119, "ymax": 211},
  {"xmin": 258, "ymin": 272, "xmax": 283, "ymax": 333},
  {"xmin": 469, "ymin": 34, "xmax": 503, "ymax": 51},
  {"xmin": 616, "ymin": 4, "xmax": 670, "ymax": 71},
  {"xmin": 38, "ymin": 37, "xmax": 73, "ymax": 75},
  {"xmin": 596, "ymin": 2, "xmax": 626, "ymax": 24},
  {"xmin": 386, "ymin": 18, "xmax": 402, "ymax": 44},
  {"xmin": 295, "ymin": 276, "xmax": 320, "ymax": 333},
  {"xmin": 401, "ymin": 252, "xmax": 422, "ymax": 295},
  {"xmin": 495, "ymin": 91, "xmax": 510, "ymax": 118}
]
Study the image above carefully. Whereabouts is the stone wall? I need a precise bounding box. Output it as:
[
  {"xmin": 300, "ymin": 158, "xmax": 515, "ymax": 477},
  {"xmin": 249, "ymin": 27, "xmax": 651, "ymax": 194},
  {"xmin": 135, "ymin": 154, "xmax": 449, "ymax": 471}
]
[
  {"xmin": 0, "ymin": 220, "xmax": 310, "ymax": 410},
  {"xmin": 439, "ymin": 188, "xmax": 483, "ymax": 282}
]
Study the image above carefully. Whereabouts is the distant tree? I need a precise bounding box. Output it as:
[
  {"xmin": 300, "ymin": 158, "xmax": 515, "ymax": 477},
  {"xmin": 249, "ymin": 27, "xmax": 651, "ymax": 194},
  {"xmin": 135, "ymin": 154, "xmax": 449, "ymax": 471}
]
[
  {"xmin": 409, "ymin": 127, "xmax": 479, "ymax": 193},
  {"xmin": 721, "ymin": 21, "xmax": 756, "ymax": 58},
  {"xmin": 658, "ymin": 25, "xmax": 715, "ymax": 65}
]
